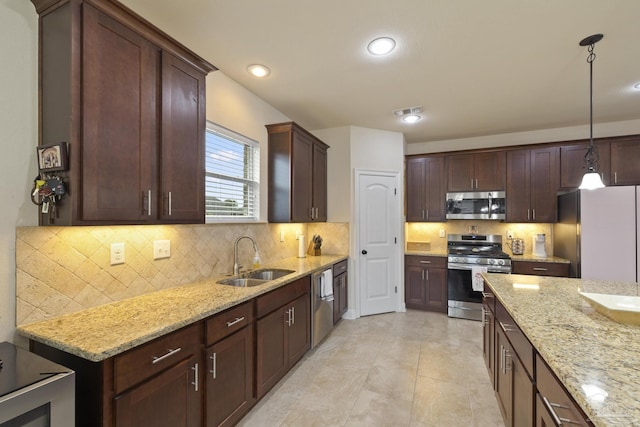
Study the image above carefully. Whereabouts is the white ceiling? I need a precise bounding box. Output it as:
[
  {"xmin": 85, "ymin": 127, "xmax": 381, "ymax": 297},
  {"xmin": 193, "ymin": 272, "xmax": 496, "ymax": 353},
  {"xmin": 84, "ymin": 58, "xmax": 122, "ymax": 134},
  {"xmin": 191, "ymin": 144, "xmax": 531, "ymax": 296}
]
[{"xmin": 121, "ymin": 0, "xmax": 640, "ymax": 144}]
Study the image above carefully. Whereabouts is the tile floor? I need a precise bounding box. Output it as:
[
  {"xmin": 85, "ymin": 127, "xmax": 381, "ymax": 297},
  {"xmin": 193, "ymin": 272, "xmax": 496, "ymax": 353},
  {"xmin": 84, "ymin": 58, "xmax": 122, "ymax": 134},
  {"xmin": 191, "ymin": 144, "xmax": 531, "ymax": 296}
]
[{"xmin": 238, "ymin": 310, "xmax": 506, "ymax": 427}]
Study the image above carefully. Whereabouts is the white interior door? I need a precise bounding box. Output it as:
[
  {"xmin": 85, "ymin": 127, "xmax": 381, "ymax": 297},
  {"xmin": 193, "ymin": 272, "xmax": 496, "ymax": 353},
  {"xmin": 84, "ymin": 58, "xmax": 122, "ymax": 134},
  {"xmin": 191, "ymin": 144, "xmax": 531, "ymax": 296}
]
[{"xmin": 357, "ymin": 171, "xmax": 400, "ymax": 316}]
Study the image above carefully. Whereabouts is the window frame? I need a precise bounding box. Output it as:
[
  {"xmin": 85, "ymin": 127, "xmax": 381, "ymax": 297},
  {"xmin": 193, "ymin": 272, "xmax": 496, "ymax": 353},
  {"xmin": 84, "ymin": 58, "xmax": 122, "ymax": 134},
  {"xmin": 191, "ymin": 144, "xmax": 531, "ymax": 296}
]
[{"xmin": 204, "ymin": 122, "xmax": 260, "ymax": 223}]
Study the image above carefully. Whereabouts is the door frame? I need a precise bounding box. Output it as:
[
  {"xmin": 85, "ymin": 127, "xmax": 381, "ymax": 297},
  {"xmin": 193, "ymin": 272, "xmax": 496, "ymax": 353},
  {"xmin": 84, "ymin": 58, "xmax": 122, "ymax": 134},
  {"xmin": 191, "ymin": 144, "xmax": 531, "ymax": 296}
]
[{"xmin": 352, "ymin": 168, "xmax": 405, "ymax": 318}]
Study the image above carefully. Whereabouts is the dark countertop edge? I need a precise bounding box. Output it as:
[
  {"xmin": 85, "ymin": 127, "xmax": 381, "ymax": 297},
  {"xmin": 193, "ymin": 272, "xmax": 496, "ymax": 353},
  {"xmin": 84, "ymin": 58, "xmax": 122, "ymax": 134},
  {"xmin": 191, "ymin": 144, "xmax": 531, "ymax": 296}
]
[{"xmin": 17, "ymin": 255, "xmax": 348, "ymax": 362}]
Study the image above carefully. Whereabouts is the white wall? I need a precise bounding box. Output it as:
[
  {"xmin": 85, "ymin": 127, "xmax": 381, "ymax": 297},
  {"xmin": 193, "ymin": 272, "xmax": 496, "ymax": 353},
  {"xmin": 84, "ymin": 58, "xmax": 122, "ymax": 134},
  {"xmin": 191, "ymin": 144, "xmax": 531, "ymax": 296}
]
[
  {"xmin": 0, "ymin": 0, "xmax": 39, "ymax": 342},
  {"xmin": 406, "ymin": 119, "xmax": 640, "ymax": 155},
  {"xmin": 206, "ymin": 72, "xmax": 290, "ymax": 222}
]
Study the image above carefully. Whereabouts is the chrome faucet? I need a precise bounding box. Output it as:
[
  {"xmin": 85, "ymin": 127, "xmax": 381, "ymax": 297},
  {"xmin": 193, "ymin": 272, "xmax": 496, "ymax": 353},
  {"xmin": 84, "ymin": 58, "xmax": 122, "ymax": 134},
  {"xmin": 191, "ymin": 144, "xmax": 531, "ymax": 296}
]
[{"xmin": 233, "ymin": 235, "xmax": 258, "ymax": 275}]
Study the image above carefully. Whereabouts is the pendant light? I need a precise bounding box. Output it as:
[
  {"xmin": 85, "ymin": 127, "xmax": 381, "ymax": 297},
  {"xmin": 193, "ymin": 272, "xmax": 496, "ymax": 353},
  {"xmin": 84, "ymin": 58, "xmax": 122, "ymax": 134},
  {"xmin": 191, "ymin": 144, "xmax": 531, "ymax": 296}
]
[{"xmin": 578, "ymin": 34, "xmax": 605, "ymax": 190}]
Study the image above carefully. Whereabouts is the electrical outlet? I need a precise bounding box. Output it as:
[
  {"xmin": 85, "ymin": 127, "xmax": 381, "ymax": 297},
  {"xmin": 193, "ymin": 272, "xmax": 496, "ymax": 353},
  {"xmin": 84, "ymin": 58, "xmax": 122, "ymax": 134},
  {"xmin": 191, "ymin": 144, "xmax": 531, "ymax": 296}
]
[
  {"xmin": 507, "ymin": 230, "xmax": 514, "ymax": 239},
  {"xmin": 439, "ymin": 229, "xmax": 446, "ymax": 238},
  {"xmin": 154, "ymin": 240, "xmax": 171, "ymax": 260},
  {"xmin": 280, "ymin": 230, "xmax": 285, "ymax": 242},
  {"xmin": 110, "ymin": 243, "xmax": 125, "ymax": 265}
]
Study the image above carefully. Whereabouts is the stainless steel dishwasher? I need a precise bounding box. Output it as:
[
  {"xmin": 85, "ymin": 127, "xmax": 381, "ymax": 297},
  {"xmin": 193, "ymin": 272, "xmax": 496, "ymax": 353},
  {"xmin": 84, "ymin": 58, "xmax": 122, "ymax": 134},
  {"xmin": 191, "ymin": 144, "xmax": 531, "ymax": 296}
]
[{"xmin": 311, "ymin": 268, "xmax": 334, "ymax": 348}]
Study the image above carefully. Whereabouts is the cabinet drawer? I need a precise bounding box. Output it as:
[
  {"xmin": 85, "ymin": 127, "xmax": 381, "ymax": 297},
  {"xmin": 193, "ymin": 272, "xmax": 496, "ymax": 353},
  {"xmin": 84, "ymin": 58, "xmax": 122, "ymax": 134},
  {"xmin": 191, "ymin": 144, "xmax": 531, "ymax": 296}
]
[
  {"xmin": 495, "ymin": 301, "xmax": 533, "ymax": 378},
  {"xmin": 512, "ymin": 261, "xmax": 569, "ymax": 277},
  {"xmin": 333, "ymin": 259, "xmax": 347, "ymax": 277},
  {"xmin": 404, "ymin": 255, "xmax": 447, "ymax": 269},
  {"xmin": 206, "ymin": 301, "xmax": 254, "ymax": 345},
  {"xmin": 114, "ymin": 322, "xmax": 202, "ymax": 394},
  {"xmin": 536, "ymin": 355, "xmax": 591, "ymax": 426},
  {"xmin": 482, "ymin": 286, "xmax": 495, "ymax": 314},
  {"xmin": 256, "ymin": 276, "xmax": 310, "ymax": 318}
]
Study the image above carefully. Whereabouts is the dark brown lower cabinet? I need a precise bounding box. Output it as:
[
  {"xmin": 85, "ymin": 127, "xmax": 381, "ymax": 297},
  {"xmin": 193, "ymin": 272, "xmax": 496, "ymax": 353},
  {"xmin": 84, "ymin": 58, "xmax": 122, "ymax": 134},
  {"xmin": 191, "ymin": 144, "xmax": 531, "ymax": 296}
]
[
  {"xmin": 114, "ymin": 354, "xmax": 201, "ymax": 427},
  {"xmin": 404, "ymin": 255, "xmax": 447, "ymax": 312},
  {"xmin": 482, "ymin": 294, "xmax": 496, "ymax": 388},
  {"xmin": 536, "ymin": 355, "xmax": 591, "ymax": 427},
  {"xmin": 204, "ymin": 300, "xmax": 255, "ymax": 427},
  {"xmin": 512, "ymin": 261, "xmax": 569, "ymax": 277},
  {"xmin": 333, "ymin": 259, "xmax": 348, "ymax": 324},
  {"xmin": 495, "ymin": 326, "xmax": 533, "ymax": 427},
  {"xmin": 256, "ymin": 278, "xmax": 311, "ymax": 399}
]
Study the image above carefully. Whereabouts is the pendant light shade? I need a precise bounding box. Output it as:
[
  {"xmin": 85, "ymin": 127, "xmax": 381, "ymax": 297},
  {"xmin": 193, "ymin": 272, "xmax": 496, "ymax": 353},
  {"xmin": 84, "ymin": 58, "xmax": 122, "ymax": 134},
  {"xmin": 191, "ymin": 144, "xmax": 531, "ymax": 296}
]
[{"xmin": 577, "ymin": 34, "xmax": 605, "ymax": 190}]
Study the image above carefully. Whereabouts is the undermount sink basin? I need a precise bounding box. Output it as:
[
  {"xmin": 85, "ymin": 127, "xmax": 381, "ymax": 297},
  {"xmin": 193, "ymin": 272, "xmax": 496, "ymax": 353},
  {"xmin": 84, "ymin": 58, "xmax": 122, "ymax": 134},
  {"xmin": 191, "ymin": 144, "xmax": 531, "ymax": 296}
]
[
  {"xmin": 245, "ymin": 268, "xmax": 295, "ymax": 280},
  {"xmin": 216, "ymin": 269, "xmax": 296, "ymax": 287},
  {"xmin": 216, "ymin": 277, "xmax": 269, "ymax": 287}
]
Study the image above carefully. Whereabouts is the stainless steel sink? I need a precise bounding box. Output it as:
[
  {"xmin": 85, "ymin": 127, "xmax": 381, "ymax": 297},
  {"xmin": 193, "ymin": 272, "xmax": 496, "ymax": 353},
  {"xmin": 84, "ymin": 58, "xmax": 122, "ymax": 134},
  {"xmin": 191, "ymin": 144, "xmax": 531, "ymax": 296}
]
[
  {"xmin": 245, "ymin": 268, "xmax": 295, "ymax": 280},
  {"xmin": 216, "ymin": 277, "xmax": 269, "ymax": 287}
]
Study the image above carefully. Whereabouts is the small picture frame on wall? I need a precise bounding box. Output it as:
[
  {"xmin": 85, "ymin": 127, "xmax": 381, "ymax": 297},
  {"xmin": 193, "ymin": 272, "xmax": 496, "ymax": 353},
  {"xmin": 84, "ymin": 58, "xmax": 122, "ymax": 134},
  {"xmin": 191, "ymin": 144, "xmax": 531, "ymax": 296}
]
[{"xmin": 37, "ymin": 142, "xmax": 68, "ymax": 172}]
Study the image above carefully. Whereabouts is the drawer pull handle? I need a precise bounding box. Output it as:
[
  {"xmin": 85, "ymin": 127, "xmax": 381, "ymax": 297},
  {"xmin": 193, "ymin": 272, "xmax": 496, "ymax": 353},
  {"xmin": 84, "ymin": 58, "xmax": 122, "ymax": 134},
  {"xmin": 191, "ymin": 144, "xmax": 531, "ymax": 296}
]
[
  {"xmin": 533, "ymin": 267, "xmax": 548, "ymax": 271},
  {"xmin": 542, "ymin": 396, "xmax": 578, "ymax": 425},
  {"xmin": 419, "ymin": 260, "xmax": 432, "ymax": 264},
  {"xmin": 152, "ymin": 347, "xmax": 182, "ymax": 364},
  {"xmin": 499, "ymin": 321, "xmax": 516, "ymax": 333},
  {"xmin": 226, "ymin": 316, "xmax": 245, "ymax": 327},
  {"xmin": 481, "ymin": 292, "xmax": 492, "ymax": 298}
]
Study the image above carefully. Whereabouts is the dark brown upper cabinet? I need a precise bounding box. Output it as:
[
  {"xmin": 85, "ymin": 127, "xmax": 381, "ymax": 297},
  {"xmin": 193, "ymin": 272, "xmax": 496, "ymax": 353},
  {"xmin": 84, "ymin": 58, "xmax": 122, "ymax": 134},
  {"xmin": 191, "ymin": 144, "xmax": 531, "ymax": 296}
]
[
  {"xmin": 610, "ymin": 138, "xmax": 640, "ymax": 185},
  {"xmin": 405, "ymin": 155, "xmax": 446, "ymax": 222},
  {"xmin": 31, "ymin": 0, "xmax": 215, "ymax": 225},
  {"xmin": 559, "ymin": 141, "xmax": 611, "ymax": 190},
  {"xmin": 446, "ymin": 151, "xmax": 506, "ymax": 192},
  {"xmin": 266, "ymin": 122, "xmax": 329, "ymax": 223},
  {"xmin": 506, "ymin": 147, "xmax": 559, "ymax": 223}
]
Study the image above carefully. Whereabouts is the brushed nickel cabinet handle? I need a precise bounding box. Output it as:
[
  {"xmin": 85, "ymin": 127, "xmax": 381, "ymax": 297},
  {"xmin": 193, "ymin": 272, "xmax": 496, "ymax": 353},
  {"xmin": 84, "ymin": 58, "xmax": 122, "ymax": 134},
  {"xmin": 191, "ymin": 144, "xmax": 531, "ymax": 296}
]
[
  {"xmin": 210, "ymin": 353, "xmax": 217, "ymax": 379},
  {"xmin": 192, "ymin": 362, "xmax": 199, "ymax": 392},
  {"xmin": 152, "ymin": 347, "xmax": 182, "ymax": 364},
  {"xmin": 148, "ymin": 190, "xmax": 152, "ymax": 216},
  {"xmin": 541, "ymin": 396, "xmax": 577, "ymax": 425},
  {"xmin": 533, "ymin": 267, "xmax": 548, "ymax": 271},
  {"xmin": 226, "ymin": 317, "xmax": 245, "ymax": 327},
  {"xmin": 419, "ymin": 260, "xmax": 432, "ymax": 264},
  {"xmin": 168, "ymin": 191, "xmax": 172, "ymax": 216}
]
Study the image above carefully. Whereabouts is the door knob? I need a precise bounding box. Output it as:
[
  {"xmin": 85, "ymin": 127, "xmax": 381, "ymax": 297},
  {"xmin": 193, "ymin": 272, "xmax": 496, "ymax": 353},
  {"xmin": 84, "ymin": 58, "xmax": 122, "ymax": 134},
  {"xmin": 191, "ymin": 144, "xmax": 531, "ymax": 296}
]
[{"xmin": 361, "ymin": 250, "xmax": 368, "ymax": 255}]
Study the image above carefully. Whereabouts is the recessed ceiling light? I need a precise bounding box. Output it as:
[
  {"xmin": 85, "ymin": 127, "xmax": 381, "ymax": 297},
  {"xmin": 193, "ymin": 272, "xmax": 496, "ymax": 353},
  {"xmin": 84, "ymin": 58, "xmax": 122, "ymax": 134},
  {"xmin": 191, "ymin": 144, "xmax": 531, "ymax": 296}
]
[
  {"xmin": 634, "ymin": 82, "xmax": 640, "ymax": 90},
  {"xmin": 402, "ymin": 114, "xmax": 421, "ymax": 123},
  {"xmin": 247, "ymin": 64, "xmax": 271, "ymax": 78},
  {"xmin": 367, "ymin": 37, "xmax": 396, "ymax": 56}
]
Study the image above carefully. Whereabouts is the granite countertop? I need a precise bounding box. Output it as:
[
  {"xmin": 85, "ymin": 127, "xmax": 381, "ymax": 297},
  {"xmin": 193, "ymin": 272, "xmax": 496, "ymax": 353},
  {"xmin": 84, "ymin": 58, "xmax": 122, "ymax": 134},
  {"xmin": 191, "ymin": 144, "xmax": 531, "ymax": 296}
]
[
  {"xmin": 404, "ymin": 250, "xmax": 448, "ymax": 257},
  {"xmin": 510, "ymin": 255, "xmax": 570, "ymax": 263},
  {"xmin": 17, "ymin": 255, "xmax": 347, "ymax": 362},
  {"xmin": 483, "ymin": 273, "xmax": 640, "ymax": 427}
]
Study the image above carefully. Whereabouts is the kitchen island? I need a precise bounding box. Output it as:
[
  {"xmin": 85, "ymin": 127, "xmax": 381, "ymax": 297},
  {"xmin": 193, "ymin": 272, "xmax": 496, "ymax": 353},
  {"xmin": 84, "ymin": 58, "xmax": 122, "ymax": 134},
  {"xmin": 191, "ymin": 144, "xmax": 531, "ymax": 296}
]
[{"xmin": 483, "ymin": 272, "xmax": 640, "ymax": 427}]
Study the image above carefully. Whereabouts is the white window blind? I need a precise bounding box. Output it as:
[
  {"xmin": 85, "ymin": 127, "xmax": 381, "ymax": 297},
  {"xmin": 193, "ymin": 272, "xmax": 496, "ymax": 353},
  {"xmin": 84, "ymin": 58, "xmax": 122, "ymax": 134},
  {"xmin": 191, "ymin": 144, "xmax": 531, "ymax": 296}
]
[{"xmin": 205, "ymin": 123, "xmax": 259, "ymax": 222}]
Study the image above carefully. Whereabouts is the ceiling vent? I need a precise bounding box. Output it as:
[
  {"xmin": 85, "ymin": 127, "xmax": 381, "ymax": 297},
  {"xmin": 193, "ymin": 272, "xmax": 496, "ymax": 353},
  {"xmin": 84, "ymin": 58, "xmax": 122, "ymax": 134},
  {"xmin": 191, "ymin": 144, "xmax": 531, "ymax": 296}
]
[{"xmin": 393, "ymin": 106, "xmax": 423, "ymax": 116}]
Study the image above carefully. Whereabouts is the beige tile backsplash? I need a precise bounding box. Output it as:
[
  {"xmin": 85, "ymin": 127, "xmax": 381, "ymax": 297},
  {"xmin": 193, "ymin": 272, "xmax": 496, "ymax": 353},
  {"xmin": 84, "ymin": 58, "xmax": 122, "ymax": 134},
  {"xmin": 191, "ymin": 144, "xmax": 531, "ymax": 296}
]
[{"xmin": 16, "ymin": 222, "xmax": 349, "ymax": 325}]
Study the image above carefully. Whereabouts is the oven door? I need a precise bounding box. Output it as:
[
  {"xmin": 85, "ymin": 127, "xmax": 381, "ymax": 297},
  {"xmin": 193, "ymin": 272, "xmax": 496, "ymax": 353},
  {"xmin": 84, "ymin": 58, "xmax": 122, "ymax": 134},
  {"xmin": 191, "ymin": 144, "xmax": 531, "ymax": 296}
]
[{"xmin": 447, "ymin": 263, "xmax": 509, "ymax": 321}]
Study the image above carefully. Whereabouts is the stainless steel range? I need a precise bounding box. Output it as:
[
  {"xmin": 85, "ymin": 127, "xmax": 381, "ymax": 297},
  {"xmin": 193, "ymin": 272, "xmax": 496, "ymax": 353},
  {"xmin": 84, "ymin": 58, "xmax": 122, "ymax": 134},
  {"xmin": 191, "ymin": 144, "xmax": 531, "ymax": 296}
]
[{"xmin": 447, "ymin": 234, "xmax": 511, "ymax": 321}]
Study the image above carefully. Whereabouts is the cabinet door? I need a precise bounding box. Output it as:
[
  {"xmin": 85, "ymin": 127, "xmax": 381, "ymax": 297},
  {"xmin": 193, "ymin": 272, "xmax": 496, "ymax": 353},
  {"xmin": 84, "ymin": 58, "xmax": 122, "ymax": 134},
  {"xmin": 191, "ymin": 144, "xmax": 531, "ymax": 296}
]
[
  {"xmin": 160, "ymin": 53, "xmax": 206, "ymax": 223},
  {"xmin": 114, "ymin": 355, "xmax": 201, "ymax": 427},
  {"xmin": 206, "ymin": 326, "xmax": 254, "ymax": 427},
  {"xmin": 291, "ymin": 132, "xmax": 314, "ymax": 222},
  {"xmin": 312, "ymin": 143, "xmax": 328, "ymax": 221},
  {"xmin": 511, "ymin": 351, "xmax": 534, "ymax": 427},
  {"xmin": 338, "ymin": 273, "xmax": 348, "ymax": 318},
  {"xmin": 425, "ymin": 267, "xmax": 447, "ymax": 312},
  {"xmin": 495, "ymin": 327, "xmax": 512, "ymax": 425},
  {"xmin": 287, "ymin": 294, "xmax": 311, "ymax": 367},
  {"xmin": 482, "ymin": 303, "xmax": 495, "ymax": 388},
  {"xmin": 255, "ymin": 308, "xmax": 287, "ymax": 399},
  {"xmin": 406, "ymin": 157, "xmax": 427, "ymax": 221},
  {"xmin": 404, "ymin": 264, "xmax": 427, "ymax": 309},
  {"xmin": 610, "ymin": 139, "xmax": 640, "ymax": 185},
  {"xmin": 447, "ymin": 154, "xmax": 474, "ymax": 191},
  {"xmin": 529, "ymin": 147, "xmax": 559, "ymax": 222},
  {"xmin": 474, "ymin": 151, "xmax": 506, "ymax": 191},
  {"xmin": 506, "ymin": 149, "xmax": 531, "ymax": 222},
  {"xmin": 82, "ymin": 5, "xmax": 158, "ymax": 222},
  {"xmin": 333, "ymin": 273, "xmax": 348, "ymax": 324},
  {"xmin": 425, "ymin": 156, "xmax": 446, "ymax": 221}
]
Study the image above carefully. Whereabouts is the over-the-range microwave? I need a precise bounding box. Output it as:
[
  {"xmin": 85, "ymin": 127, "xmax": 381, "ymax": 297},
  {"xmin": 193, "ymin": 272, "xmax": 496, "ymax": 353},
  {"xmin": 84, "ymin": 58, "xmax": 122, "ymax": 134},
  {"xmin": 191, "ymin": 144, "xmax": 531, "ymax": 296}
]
[{"xmin": 445, "ymin": 191, "xmax": 506, "ymax": 220}]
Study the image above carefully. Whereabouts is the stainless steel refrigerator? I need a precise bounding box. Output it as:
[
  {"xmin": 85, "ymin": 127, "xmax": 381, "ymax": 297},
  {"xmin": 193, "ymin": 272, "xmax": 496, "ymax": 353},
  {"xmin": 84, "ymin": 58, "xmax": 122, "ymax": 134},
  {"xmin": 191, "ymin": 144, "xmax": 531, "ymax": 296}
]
[{"xmin": 553, "ymin": 186, "xmax": 639, "ymax": 282}]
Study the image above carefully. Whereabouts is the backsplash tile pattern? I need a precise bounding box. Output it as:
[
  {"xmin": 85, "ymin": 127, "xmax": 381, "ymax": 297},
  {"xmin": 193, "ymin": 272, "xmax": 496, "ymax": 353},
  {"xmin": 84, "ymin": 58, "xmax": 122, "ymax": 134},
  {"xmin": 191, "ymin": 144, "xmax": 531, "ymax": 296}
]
[{"xmin": 16, "ymin": 222, "xmax": 349, "ymax": 325}]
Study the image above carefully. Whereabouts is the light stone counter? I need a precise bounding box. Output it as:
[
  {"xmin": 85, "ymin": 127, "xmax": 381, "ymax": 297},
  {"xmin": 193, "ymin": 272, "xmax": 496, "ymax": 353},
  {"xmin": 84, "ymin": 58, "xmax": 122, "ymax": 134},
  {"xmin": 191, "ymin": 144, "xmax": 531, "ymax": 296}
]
[
  {"xmin": 510, "ymin": 254, "xmax": 570, "ymax": 263},
  {"xmin": 483, "ymin": 272, "xmax": 640, "ymax": 427},
  {"xmin": 17, "ymin": 255, "xmax": 347, "ymax": 362}
]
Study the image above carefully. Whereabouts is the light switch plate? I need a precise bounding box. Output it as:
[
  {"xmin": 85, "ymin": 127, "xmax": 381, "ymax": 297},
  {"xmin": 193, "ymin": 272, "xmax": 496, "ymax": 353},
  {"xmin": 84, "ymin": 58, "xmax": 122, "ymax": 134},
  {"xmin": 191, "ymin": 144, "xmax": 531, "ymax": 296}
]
[
  {"xmin": 154, "ymin": 240, "xmax": 171, "ymax": 260},
  {"xmin": 110, "ymin": 243, "xmax": 125, "ymax": 265}
]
